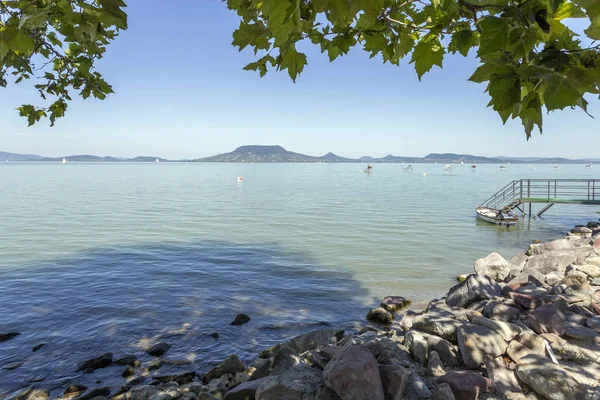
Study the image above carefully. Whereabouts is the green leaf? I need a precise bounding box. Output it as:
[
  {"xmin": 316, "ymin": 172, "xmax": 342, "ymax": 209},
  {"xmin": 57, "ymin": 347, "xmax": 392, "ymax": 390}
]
[
  {"xmin": 478, "ymin": 17, "xmax": 509, "ymax": 57},
  {"xmin": 520, "ymin": 92, "xmax": 543, "ymax": 137},
  {"xmin": 410, "ymin": 37, "xmax": 445, "ymax": 80},
  {"xmin": 232, "ymin": 22, "xmax": 268, "ymax": 51},
  {"xmin": 488, "ymin": 70, "xmax": 521, "ymax": 111},
  {"xmin": 363, "ymin": 32, "xmax": 387, "ymax": 58},
  {"xmin": 394, "ymin": 33, "xmax": 415, "ymax": 59},
  {"xmin": 449, "ymin": 29, "xmax": 476, "ymax": 57},
  {"xmin": 553, "ymin": 2, "xmax": 586, "ymax": 19},
  {"xmin": 313, "ymin": 0, "xmax": 354, "ymax": 26},
  {"xmin": 585, "ymin": 16, "xmax": 600, "ymax": 39},
  {"xmin": 353, "ymin": 0, "xmax": 384, "ymax": 25},
  {"xmin": 278, "ymin": 46, "xmax": 307, "ymax": 82},
  {"xmin": 469, "ymin": 63, "xmax": 498, "ymax": 83},
  {"xmin": 544, "ymin": 75, "xmax": 585, "ymax": 110}
]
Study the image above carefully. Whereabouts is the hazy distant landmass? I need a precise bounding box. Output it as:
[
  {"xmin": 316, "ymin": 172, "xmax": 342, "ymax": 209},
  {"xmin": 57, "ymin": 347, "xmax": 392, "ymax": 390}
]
[{"xmin": 3, "ymin": 147, "xmax": 599, "ymax": 164}]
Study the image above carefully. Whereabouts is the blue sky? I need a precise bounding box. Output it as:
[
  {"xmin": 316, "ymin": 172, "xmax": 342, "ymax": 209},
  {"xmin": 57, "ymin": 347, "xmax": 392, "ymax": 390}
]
[{"xmin": 1, "ymin": 1, "xmax": 598, "ymax": 159}]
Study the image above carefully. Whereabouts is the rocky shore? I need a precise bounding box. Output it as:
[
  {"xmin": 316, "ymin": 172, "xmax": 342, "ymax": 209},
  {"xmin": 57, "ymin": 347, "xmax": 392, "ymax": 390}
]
[{"xmin": 3, "ymin": 222, "xmax": 600, "ymax": 400}]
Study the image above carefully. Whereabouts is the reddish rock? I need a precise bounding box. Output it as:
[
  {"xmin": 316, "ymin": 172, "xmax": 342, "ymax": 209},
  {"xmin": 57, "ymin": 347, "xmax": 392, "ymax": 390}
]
[
  {"xmin": 528, "ymin": 305, "xmax": 566, "ymax": 335},
  {"xmin": 437, "ymin": 371, "xmax": 492, "ymax": 400},
  {"xmin": 508, "ymin": 293, "xmax": 545, "ymax": 310},
  {"xmin": 593, "ymin": 238, "xmax": 600, "ymax": 250}
]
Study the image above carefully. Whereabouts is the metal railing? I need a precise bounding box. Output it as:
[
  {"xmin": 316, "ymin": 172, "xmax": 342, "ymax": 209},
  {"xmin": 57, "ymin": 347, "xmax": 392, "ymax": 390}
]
[{"xmin": 480, "ymin": 179, "xmax": 600, "ymax": 209}]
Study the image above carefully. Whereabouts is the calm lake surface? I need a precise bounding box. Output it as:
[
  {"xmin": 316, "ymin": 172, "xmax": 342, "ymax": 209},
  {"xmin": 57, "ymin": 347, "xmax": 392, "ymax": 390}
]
[{"xmin": 1, "ymin": 162, "xmax": 598, "ymax": 393}]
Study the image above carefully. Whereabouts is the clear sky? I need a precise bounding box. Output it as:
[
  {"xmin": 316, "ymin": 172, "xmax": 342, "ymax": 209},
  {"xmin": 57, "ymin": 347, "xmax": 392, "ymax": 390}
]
[{"xmin": 1, "ymin": 1, "xmax": 598, "ymax": 159}]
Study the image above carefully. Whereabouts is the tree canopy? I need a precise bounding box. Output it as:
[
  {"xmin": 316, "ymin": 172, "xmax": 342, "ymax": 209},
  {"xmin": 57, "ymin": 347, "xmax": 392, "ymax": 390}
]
[
  {"xmin": 1, "ymin": 0, "xmax": 598, "ymax": 137},
  {"xmin": 0, "ymin": 0, "xmax": 126, "ymax": 126},
  {"xmin": 227, "ymin": 0, "xmax": 600, "ymax": 138}
]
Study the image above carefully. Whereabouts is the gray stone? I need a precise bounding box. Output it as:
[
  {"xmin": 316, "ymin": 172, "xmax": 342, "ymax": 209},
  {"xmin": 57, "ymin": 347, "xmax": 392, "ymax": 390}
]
[
  {"xmin": 323, "ymin": 345, "xmax": 384, "ymax": 400},
  {"xmin": 154, "ymin": 371, "xmax": 196, "ymax": 384},
  {"xmin": 427, "ymin": 351, "xmax": 445, "ymax": 377},
  {"xmin": 147, "ymin": 342, "xmax": 171, "ymax": 357},
  {"xmin": 203, "ymin": 354, "xmax": 245, "ymax": 383},
  {"xmin": 206, "ymin": 377, "xmax": 229, "ymax": 398},
  {"xmin": 586, "ymin": 315, "xmax": 600, "ymax": 333},
  {"xmin": 421, "ymin": 332, "xmax": 459, "ymax": 366},
  {"xmin": 516, "ymin": 354, "xmax": 588, "ymax": 400},
  {"xmin": 515, "ymin": 285, "xmax": 548, "ymax": 297},
  {"xmin": 576, "ymin": 263, "xmax": 600, "ymax": 278},
  {"xmin": 483, "ymin": 301, "xmax": 521, "ymax": 322},
  {"xmin": 445, "ymin": 274, "xmax": 502, "ymax": 308},
  {"xmin": 398, "ymin": 310, "xmax": 419, "ymax": 332},
  {"xmin": 288, "ymin": 329, "xmax": 336, "ymax": 353},
  {"xmin": 379, "ymin": 364, "xmax": 408, "ymax": 400},
  {"xmin": 114, "ymin": 355, "xmax": 140, "ymax": 367},
  {"xmin": 486, "ymin": 357, "xmax": 521, "ymax": 396},
  {"xmin": 545, "ymin": 272, "xmax": 564, "ymax": 286},
  {"xmin": 506, "ymin": 341, "xmax": 535, "ymax": 363},
  {"xmin": 517, "ymin": 333, "xmax": 545, "ymax": 356},
  {"xmin": 367, "ymin": 308, "xmax": 393, "ymax": 325},
  {"xmin": 437, "ymin": 371, "xmax": 492, "ymax": 400},
  {"xmin": 528, "ymin": 304, "xmax": 566, "ymax": 335},
  {"xmin": 565, "ymin": 321, "xmax": 600, "ymax": 343},
  {"xmin": 255, "ymin": 366, "xmax": 322, "ymax": 400},
  {"xmin": 565, "ymin": 310, "xmax": 588, "ymax": 325},
  {"xmin": 224, "ymin": 378, "xmax": 269, "ymax": 400},
  {"xmin": 431, "ymin": 383, "xmax": 455, "ymax": 400},
  {"xmin": 404, "ymin": 330, "xmax": 428, "ymax": 366},
  {"xmin": 523, "ymin": 252, "xmax": 581, "ymax": 275},
  {"xmin": 507, "ymin": 270, "xmax": 547, "ymax": 287},
  {"xmin": 457, "ymin": 324, "xmax": 507, "ymax": 369},
  {"xmin": 471, "ymin": 315, "xmax": 522, "ymax": 341},
  {"xmin": 381, "ymin": 296, "xmax": 411, "ymax": 312},
  {"xmin": 475, "ymin": 252, "xmax": 510, "ymax": 282},
  {"xmin": 122, "ymin": 386, "xmax": 164, "ymax": 400},
  {"xmin": 411, "ymin": 315, "xmax": 463, "ymax": 343},
  {"xmin": 404, "ymin": 374, "xmax": 431, "ymax": 400}
]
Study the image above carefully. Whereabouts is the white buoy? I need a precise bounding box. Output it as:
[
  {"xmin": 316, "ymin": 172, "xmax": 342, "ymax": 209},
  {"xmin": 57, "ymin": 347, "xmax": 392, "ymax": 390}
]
[{"xmin": 237, "ymin": 176, "xmax": 243, "ymax": 182}]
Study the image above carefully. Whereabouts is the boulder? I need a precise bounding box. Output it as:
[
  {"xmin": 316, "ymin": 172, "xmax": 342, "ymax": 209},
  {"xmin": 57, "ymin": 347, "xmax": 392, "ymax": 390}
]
[
  {"xmin": 366, "ymin": 308, "xmax": 393, "ymax": 325},
  {"xmin": 483, "ymin": 301, "xmax": 521, "ymax": 322},
  {"xmin": 508, "ymin": 293, "xmax": 545, "ymax": 310},
  {"xmin": 471, "ymin": 315, "xmax": 522, "ymax": 341},
  {"xmin": 431, "ymin": 383, "xmax": 455, "ymax": 400},
  {"xmin": 508, "ymin": 253, "xmax": 529, "ymax": 270},
  {"xmin": 576, "ymin": 264, "xmax": 600, "ymax": 278},
  {"xmin": 516, "ymin": 354, "xmax": 587, "ymax": 400},
  {"xmin": 251, "ymin": 345, "xmax": 304, "ymax": 380},
  {"xmin": 323, "ymin": 346, "xmax": 384, "ymax": 400},
  {"xmin": 379, "ymin": 364, "xmax": 408, "ymax": 400},
  {"xmin": 404, "ymin": 330, "xmax": 428, "ymax": 366},
  {"xmin": 485, "ymin": 357, "xmax": 521, "ymax": 396},
  {"xmin": 457, "ymin": 325, "xmax": 507, "ymax": 369},
  {"xmin": 527, "ymin": 304, "xmax": 566, "ymax": 335},
  {"xmin": 506, "ymin": 341, "xmax": 535, "ymax": 363},
  {"xmin": 288, "ymin": 329, "xmax": 336, "ymax": 353},
  {"xmin": 571, "ymin": 226, "xmax": 592, "ymax": 235},
  {"xmin": 147, "ymin": 342, "xmax": 170, "ymax": 357},
  {"xmin": 421, "ymin": 332, "xmax": 459, "ymax": 366},
  {"xmin": 0, "ymin": 332, "xmax": 20, "ymax": 342},
  {"xmin": 381, "ymin": 296, "xmax": 411, "ymax": 312},
  {"xmin": 255, "ymin": 366, "xmax": 322, "ymax": 400},
  {"xmin": 404, "ymin": 374, "xmax": 431, "ymax": 400},
  {"xmin": 517, "ymin": 333, "xmax": 545, "ymax": 356},
  {"xmin": 437, "ymin": 371, "xmax": 492, "ymax": 400},
  {"xmin": 77, "ymin": 353, "xmax": 113, "ymax": 372},
  {"xmin": 427, "ymin": 351, "xmax": 445, "ymax": 377},
  {"xmin": 522, "ymin": 252, "xmax": 581, "ymax": 275},
  {"xmin": 475, "ymin": 252, "xmax": 510, "ymax": 282},
  {"xmin": 399, "ymin": 310, "xmax": 419, "ymax": 331},
  {"xmin": 203, "ymin": 354, "xmax": 245, "ymax": 383},
  {"xmin": 507, "ymin": 270, "xmax": 547, "ymax": 287},
  {"xmin": 121, "ymin": 366, "xmax": 134, "ymax": 378},
  {"xmin": 445, "ymin": 274, "xmax": 502, "ymax": 308},
  {"xmin": 231, "ymin": 313, "xmax": 251, "ymax": 326},
  {"xmin": 411, "ymin": 315, "xmax": 463, "ymax": 343},
  {"xmin": 586, "ymin": 316, "xmax": 600, "ymax": 333},
  {"xmin": 545, "ymin": 272, "xmax": 564, "ymax": 286},
  {"xmin": 224, "ymin": 378, "xmax": 268, "ymax": 400},
  {"xmin": 564, "ymin": 321, "xmax": 600, "ymax": 343}
]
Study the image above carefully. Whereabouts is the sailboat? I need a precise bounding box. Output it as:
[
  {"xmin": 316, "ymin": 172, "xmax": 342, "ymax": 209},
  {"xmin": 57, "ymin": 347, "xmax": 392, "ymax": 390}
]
[
  {"xmin": 62, "ymin": 158, "xmax": 67, "ymax": 164},
  {"xmin": 156, "ymin": 158, "xmax": 160, "ymax": 163}
]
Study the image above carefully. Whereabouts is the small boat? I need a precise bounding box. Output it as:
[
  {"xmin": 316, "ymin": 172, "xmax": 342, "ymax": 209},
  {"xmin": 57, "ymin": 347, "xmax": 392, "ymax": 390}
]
[
  {"xmin": 403, "ymin": 165, "xmax": 413, "ymax": 172},
  {"xmin": 553, "ymin": 165, "xmax": 559, "ymax": 170},
  {"xmin": 443, "ymin": 164, "xmax": 452, "ymax": 173},
  {"xmin": 461, "ymin": 161, "xmax": 464, "ymax": 165},
  {"xmin": 499, "ymin": 165, "xmax": 506, "ymax": 170},
  {"xmin": 586, "ymin": 164, "xmax": 592, "ymax": 169},
  {"xmin": 237, "ymin": 176, "xmax": 243, "ymax": 182},
  {"xmin": 62, "ymin": 158, "xmax": 67, "ymax": 164},
  {"xmin": 471, "ymin": 165, "xmax": 476, "ymax": 171},
  {"xmin": 476, "ymin": 206, "xmax": 519, "ymax": 226}
]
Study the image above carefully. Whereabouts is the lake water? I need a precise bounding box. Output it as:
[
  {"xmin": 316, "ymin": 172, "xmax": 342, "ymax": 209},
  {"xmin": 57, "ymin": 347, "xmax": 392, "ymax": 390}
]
[{"xmin": 0, "ymin": 162, "xmax": 598, "ymax": 395}]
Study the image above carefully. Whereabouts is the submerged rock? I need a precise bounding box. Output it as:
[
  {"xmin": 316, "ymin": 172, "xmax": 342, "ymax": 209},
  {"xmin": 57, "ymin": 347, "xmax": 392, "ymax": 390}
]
[
  {"xmin": 231, "ymin": 313, "xmax": 251, "ymax": 326},
  {"xmin": 0, "ymin": 332, "xmax": 20, "ymax": 342},
  {"xmin": 381, "ymin": 296, "xmax": 411, "ymax": 312},
  {"xmin": 77, "ymin": 353, "xmax": 113, "ymax": 372},
  {"xmin": 3, "ymin": 361, "xmax": 24, "ymax": 370},
  {"xmin": 146, "ymin": 342, "xmax": 171, "ymax": 357},
  {"xmin": 32, "ymin": 343, "xmax": 45, "ymax": 352},
  {"xmin": 65, "ymin": 384, "xmax": 88, "ymax": 395},
  {"xmin": 366, "ymin": 307, "xmax": 393, "ymax": 324}
]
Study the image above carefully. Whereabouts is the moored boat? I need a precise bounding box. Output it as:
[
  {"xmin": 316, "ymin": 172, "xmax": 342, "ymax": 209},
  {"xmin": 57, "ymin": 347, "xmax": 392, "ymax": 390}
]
[{"xmin": 476, "ymin": 206, "xmax": 519, "ymax": 226}]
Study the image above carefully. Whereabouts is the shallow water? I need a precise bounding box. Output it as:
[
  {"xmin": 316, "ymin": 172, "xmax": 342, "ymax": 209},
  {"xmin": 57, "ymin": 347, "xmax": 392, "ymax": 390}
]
[{"xmin": 0, "ymin": 162, "xmax": 598, "ymax": 394}]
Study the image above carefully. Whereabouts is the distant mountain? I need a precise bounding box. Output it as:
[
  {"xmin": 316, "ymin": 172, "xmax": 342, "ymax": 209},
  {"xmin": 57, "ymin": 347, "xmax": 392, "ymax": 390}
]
[
  {"xmin": 320, "ymin": 152, "xmax": 356, "ymax": 162},
  {"xmin": 40, "ymin": 155, "xmax": 125, "ymax": 162},
  {"xmin": 1, "ymin": 151, "xmax": 43, "ymax": 161},
  {"xmin": 197, "ymin": 145, "xmax": 320, "ymax": 163},
  {"xmin": 423, "ymin": 153, "xmax": 504, "ymax": 163}
]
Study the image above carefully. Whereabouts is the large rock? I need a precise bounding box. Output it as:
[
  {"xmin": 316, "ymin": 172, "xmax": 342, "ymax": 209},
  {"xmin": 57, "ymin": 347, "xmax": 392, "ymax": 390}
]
[
  {"xmin": 457, "ymin": 325, "xmax": 507, "ymax": 369},
  {"xmin": 421, "ymin": 332, "xmax": 459, "ymax": 366},
  {"xmin": 224, "ymin": 378, "xmax": 268, "ymax": 400},
  {"xmin": 404, "ymin": 330, "xmax": 428, "ymax": 366},
  {"xmin": 445, "ymin": 274, "xmax": 502, "ymax": 308},
  {"xmin": 523, "ymin": 252, "xmax": 581, "ymax": 275},
  {"xmin": 251, "ymin": 345, "xmax": 303, "ymax": 380},
  {"xmin": 437, "ymin": 371, "xmax": 492, "ymax": 400},
  {"xmin": 427, "ymin": 351, "xmax": 445, "ymax": 377},
  {"xmin": 288, "ymin": 329, "xmax": 336, "ymax": 353},
  {"xmin": 147, "ymin": 342, "xmax": 170, "ymax": 357},
  {"xmin": 508, "ymin": 292, "xmax": 545, "ymax": 310},
  {"xmin": 411, "ymin": 315, "xmax": 463, "ymax": 343},
  {"xmin": 203, "ymin": 354, "xmax": 245, "ymax": 383},
  {"xmin": 517, "ymin": 333, "xmax": 545, "ymax": 356},
  {"xmin": 379, "ymin": 364, "xmax": 408, "ymax": 400},
  {"xmin": 576, "ymin": 264, "xmax": 600, "ymax": 278},
  {"xmin": 404, "ymin": 374, "xmax": 431, "ymax": 400},
  {"xmin": 323, "ymin": 345, "xmax": 384, "ymax": 400},
  {"xmin": 586, "ymin": 316, "xmax": 600, "ymax": 333},
  {"xmin": 527, "ymin": 304, "xmax": 566, "ymax": 335},
  {"xmin": 381, "ymin": 296, "xmax": 411, "ymax": 312},
  {"xmin": 471, "ymin": 316, "xmax": 522, "ymax": 341},
  {"xmin": 77, "ymin": 353, "xmax": 113, "ymax": 372},
  {"xmin": 485, "ymin": 357, "xmax": 521, "ymax": 396},
  {"xmin": 431, "ymin": 383, "xmax": 455, "ymax": 400},
  {"xmin": 564, "ymin": 321, "xmax": 600, "ymax": 343},
  {"xmin": 506, "ymin": 341, "xmax": 534, "ymax": 363},
  {"xmin": 255, "ymin": 366, "xmax": 322, "ymax": 400},
  {"xmin": 483, "ymin": 301, "xmax": 521, "ymax": 322},
  {"xmin": 516, "ymin": 354, "xmax": 588, "ymax": 400},
  {"xmin": 475, "ymin": 252, "xmax": 510, "ymax": 282},
  {"xmin": 366, "ymin": 308, "xmax": 393, "ymax": 325},
  {"xmin": 231, "ymin": 313, "xmax": 251, "ymax": 326}
]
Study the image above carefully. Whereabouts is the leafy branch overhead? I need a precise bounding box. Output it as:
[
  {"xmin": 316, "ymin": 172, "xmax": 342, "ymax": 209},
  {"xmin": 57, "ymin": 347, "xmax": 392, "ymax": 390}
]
[
  {"xmin": 0, "ymin": 0, "xmax": 127, "ymax": 125},
  {"xmin": 227, "ymin": 0, "xmax": 600, "ymax": 138}
]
